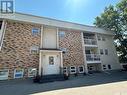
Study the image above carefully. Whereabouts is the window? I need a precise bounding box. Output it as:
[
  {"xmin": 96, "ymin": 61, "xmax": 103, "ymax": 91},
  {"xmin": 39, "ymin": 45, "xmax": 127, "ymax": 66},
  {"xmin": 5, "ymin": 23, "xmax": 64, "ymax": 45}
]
[
  {"xmin": 60, "ymin": 48, "xmax": 67, "ymax": 53},
  {"xmin": 70, "ymin": 66, "xmax": 76, "ymax": 74},
  {"xmin": 105, "ymin": 49, "xmax": 108, "ymax": 55},
  {"xmin": 28, "ymin": 68, "xmax": 37, "ymax": 77},
  {"xmin": 30, "ymin": 46, "xmax": 39, "ymax": 54},
  {"xmin": 102, "ymin": 36, "xmax": 106, "ymax": 41},
  {"xmin": 100, "ymin": 49, "xmax": 104, "ymax": 55},
  {"xmin": 108, "ymin": 65, "xmax": 111, "ymax": 69},
  {"xmin": 78, "ymin": 66, "xmax": 84, "ymax": 73},
  {"xmin": 63, "ymin": 67, "xmax": 67, "ymax": 73},
  {"xmin": 97, "ymin": 35, "xmax": 101, "ymax": 41},
  {"xmin": 0, "ymin": 69, "xmax": 8, "ymax": 80},
  {"xmin": 0, "ymin": 21, "xmax": 3, "ymax": 30},
  {"xmin": 49, "ymin": 56, "xmax": 54, "ymax": 65},
  {"xmin": 103, "ymin": 65, "xmax": 106, "ymax": 70},
  {"xmin": 58, "ymin": 31, "xmax": 65, "ymax": 38},
  {"xmin": 32, "ymin": 28, "xmax": 40, "ymax": 36},
  {"xmin": 14, "ymin": 68, "xmax": 24, "ymax": 78}
]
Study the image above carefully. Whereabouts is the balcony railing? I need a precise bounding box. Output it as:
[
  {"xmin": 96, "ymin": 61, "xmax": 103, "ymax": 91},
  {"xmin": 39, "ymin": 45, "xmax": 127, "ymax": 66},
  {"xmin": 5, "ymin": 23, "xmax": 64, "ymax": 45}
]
[
  {"xmin": 86, "ymin": 54, "xmax": 100, "ymax": 61},
  {"xmin": 84, "ymin": 39, "xmax": 97, "ymax": 45}
]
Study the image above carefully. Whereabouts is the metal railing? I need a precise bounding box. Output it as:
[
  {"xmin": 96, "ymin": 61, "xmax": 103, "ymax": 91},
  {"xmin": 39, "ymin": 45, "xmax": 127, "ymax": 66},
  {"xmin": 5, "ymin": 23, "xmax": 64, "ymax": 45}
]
[
  {"xmin": 86, "ymin": 54, "xmax": 100, "ymax": 61},
  {"xmin": 84, "ymin": 39, "xmax": 97, "ymax": 45}
]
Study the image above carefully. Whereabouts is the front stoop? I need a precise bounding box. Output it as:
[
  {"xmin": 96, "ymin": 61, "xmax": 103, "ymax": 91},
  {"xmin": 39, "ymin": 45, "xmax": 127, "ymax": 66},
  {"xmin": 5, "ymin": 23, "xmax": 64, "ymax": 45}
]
[{"xmin": 39, "ymin": 74, "xmax": 65, "ymax": 83}]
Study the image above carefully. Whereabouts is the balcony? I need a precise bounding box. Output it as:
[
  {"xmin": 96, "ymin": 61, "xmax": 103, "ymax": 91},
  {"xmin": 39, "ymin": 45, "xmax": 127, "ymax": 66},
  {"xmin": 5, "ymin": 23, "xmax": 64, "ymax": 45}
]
[
  {"xmin": 84, "ymin": 39, "xmax": 97, "ymax": 47},
  {"xmin": 86, "ymin": 54, "xmax": 101, "ymax": 64}
]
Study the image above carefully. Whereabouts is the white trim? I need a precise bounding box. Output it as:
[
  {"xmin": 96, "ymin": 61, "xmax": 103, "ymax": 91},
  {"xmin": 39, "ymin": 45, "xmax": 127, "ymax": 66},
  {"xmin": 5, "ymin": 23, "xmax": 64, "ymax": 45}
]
[
  {"xmin": 70, "ymin": 66, "xmax": 76, "ymax": 74},
  {"xmin": 63, "ymin": 66, "xmax": 67, "ymax": 73},
  {"xmin": 40, "ymin": 25, "xmax": 44, "ymax": 48},
  {"xmin": 81, "ymin": 32, "xmax": 88, "ymax": 73},
  {"xmin": 56, "ymin": 28, "xmax": 59, "ymax": 49},
  {"xmin": 0, "ymin": 69, "xmax": 9, "ymax": 80},
  {"xmin": 39, "ymin": 52, "xmax": 42, "ymax": 75},
  {"xmin": 14, "ymin": 69, "xmax": 24, "ymax": 79},
  {"xmin": 0, "ymin": 20, "xmax": 7, "ymax": 51},
  {"xmin": 78, "ymin": 66, "xmax": 84, "ymax": 73}
]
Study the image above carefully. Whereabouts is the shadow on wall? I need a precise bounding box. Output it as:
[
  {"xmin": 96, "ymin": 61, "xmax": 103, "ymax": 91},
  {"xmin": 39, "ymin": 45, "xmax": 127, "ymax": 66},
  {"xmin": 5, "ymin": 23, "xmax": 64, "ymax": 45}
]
[{"xmin": 0, "ymin": 71, "xmax": 127, "ymax": 95}]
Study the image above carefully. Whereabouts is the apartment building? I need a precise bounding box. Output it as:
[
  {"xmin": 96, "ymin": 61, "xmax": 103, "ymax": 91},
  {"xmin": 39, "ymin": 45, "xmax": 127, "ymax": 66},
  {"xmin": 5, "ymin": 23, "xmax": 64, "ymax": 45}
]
[{"xmin": 0, "ymin": 13, "xmax": 120, "ymax": 80}]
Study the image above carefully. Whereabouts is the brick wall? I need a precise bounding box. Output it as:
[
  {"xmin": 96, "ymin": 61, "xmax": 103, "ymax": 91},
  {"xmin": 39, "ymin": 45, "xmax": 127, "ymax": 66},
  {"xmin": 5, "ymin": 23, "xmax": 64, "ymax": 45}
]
[
  {"xmin": 59, "ymin": 30, "xmax": 85, "ymax": 70},
  {"xmin": 0, "ymin": 21, "xmax": 41, "ymax": 79}
]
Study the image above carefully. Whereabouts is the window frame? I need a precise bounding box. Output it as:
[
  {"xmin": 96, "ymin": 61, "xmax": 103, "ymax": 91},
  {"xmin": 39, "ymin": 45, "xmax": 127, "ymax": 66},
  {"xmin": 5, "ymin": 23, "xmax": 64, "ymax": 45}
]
[
  {"xmin": 105, "ymin": 49, "xmax": 108, "ymax": 55},
  {"xmin": 0, "ymin": 20, "xmax": 3, "ymax": 30},
  {"xmin": 49, "ymin": 56, "xmax": 54, "ymax": 65},
  {"xmin": 14, "ymin": 68, "xmax": 24, "ymax": 79},
  {"xmin": 108, "ymin": 65, "xmax": 111, "ymax": 70},
  {"xmin": 102, "ymin": 36, "xmax": 106, "ymax": 41},
  {"xmin": 0, "ymin": 69, "xmax": 9, "ymax": 80},
  {"xmin": 28, "ymin": 68, "xmax": 37, "ymax": 77},
  {"xmin": 70, "ymin": 66, "xmax": 76, "ymax": 74},
  {"xmin": 100, "ymin": 49, "xmax": 104, "ymax": 55},
  {"xmin": 30, "ymin": 46, "xmax": 39, "ymax": 54},
  {"xmin": 32, "ymin": 28, "xmax": 40, "ymax": 36},
  {"xmin": 78, "ymin": 66, "xmax": 84, "ymax": 73},
  {"xmin": 58, "ymin": 31, "xmax": 65, "ymax": 38},
  {"xmin": 103, "ymin": 65, "xmax": 107, "ymax": 70},
  {"xmin": 97, "ymin": 35, "xmax": 101, "ymax": 41},
  {"xmin": 63, "ymin": 67, "xmax": 67, "ymax": 73}
]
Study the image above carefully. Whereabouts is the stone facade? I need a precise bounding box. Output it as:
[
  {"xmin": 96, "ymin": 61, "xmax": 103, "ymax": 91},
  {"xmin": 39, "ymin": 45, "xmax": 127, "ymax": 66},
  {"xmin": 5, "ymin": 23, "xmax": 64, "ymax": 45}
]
[
  {"xmin": 0, "ymin": 21, "xmax": 41, "ymax": 79},
  {"xmin": 59, "ymin": 29, "xmax": 85, "ymax": 71}
]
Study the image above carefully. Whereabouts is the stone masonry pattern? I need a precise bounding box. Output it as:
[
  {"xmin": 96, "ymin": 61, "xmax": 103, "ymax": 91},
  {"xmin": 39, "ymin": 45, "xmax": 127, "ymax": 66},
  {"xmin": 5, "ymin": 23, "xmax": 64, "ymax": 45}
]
[{"xmin": 0, "ymin": 21, "xmax": 41, "ymax": 79}]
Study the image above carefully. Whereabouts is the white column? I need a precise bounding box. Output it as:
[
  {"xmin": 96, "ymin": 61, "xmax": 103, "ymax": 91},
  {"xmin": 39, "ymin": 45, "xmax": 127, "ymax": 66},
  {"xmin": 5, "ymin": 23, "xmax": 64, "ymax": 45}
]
[
  {"xmin": 39, "ymin": 51, "xmax": 42, "ymax": 75},
  {"xmin": 56, "ymin": 28, "xmax": 59, "ymax": 49},
  {"xmin": 81, "ymin": 32, "xmax": 88, "ymax": 74},
  {"xmin": 40, "ymin": 25, "xmax": 44, "ymax": 48}
]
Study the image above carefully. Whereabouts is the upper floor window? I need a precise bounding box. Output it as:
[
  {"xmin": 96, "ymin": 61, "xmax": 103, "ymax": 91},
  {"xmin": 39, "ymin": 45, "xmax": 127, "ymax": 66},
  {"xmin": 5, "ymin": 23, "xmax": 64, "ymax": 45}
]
[
  {"xmin": 32, "ymin": 28, "xmax": 40, "ymax": 36},
  {"xmin": 105, "ymin": 49, "xmax": 108, "ymax": 55},
  {"xmin": 100, "ymin": 49, "xmax": 104, "ymax": 55},
  {"xmin": 102, "ymin": 36, "xmax": 106, "ymax": 41},
  {"xmin": 30, "ymin": 46, "xmax": 39, "ymax": 54},
  {"xmin": 0, "ymin": 21, "xmax": 3, "ymax": 30},
  {"xmin": 58, "ymin": 31, "xmax": 65, "ymax": 38},
  {"xmin": 97, "ymin": 36, "xmax": 101, "ymax": 41}
]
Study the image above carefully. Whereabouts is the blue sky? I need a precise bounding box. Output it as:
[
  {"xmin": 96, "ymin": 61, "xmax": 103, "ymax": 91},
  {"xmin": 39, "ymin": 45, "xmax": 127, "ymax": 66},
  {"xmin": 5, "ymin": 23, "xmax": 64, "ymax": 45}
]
[{"xmin": 15, "ymin": 0, "xmax": 120, "ymax": 26}]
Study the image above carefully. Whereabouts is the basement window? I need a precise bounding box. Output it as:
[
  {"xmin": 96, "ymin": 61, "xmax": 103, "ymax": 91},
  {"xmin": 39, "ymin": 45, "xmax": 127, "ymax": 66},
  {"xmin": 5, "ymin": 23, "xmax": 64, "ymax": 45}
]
[
  {"xmin": 78, "ymin": 66, "xmax": 84, "ymax": 73},
  {"xmin": 70, "ymin": 66, "xmax": 76, "ymax": 74},
  {"xmin": 28, "ymin": 68, "xmax": 37, "ymax": 77},
  {"xmin": 0, "ymin": 69, "xmax": 8, "ymax": 80},
  {"xmin": 63, "ymin": 67, "xmax": 67, "ymax": 73},
  {"xmin": 0, "ymin": 21, "xmax": 3, "ymax": 30},
  {"xmin": 14, "ymin": 69, "xmax": 24, "ymax": 78}
]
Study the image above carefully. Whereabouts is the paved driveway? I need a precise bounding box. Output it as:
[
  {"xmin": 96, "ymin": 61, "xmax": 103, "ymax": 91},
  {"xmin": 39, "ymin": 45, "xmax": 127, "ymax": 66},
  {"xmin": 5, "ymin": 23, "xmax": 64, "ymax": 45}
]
[{"xmin": 0, "ymin": 71, "xmax": 127, "ymax": 95}]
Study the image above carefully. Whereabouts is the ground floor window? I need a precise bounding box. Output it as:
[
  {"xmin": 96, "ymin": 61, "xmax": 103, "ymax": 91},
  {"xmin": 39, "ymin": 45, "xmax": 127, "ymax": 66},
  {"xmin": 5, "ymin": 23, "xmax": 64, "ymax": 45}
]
[
  {"xmin": 0, "ymin": 69, "xmax": 8, "ymax": 80},
  {"xmin": 28, "ymin": 68, "xmax": 37, "ymax": 77},
  {"xmin": 63, "ymin": 67, "xmax": 67, "ymax": 73},
  {"xmin": 103, "ymin": 65, "xmax": 107, "ymax": 70},
  {"xmin": 78, "ymin": 66, "xmax": 84, "ymax": 73},
  {"xmin": 70, "ymin": 66, "xmax": 76, "ymax": 74},
  {"xmin": 108, "ymin": 65, "xmax": 111, "ymax": 69},
  {"xmin": 14, "ymin": 68, "xmax": 24, "ymax": 78}
]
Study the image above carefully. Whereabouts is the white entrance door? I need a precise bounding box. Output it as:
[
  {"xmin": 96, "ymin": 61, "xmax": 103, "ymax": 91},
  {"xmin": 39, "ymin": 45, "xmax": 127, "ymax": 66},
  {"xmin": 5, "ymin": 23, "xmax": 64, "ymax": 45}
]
[{"xmin": 43, "ymin": 55, "xmax": 60, "ymax": 75}]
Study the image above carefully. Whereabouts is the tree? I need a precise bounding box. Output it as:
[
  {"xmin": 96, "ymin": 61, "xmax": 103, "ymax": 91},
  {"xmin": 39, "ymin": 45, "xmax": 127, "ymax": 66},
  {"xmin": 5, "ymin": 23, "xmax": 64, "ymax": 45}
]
[{"xmin": 94, "ymin": 0, "xmax": 127, "ymax": 63}]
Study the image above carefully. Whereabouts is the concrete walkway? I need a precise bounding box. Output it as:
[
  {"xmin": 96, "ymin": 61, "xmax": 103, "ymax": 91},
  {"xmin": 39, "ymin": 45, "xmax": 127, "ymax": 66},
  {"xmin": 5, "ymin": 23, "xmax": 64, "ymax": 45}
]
[{"xmin": 0, "ymin": 71, "xmax": 127, "ymax": 95}]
